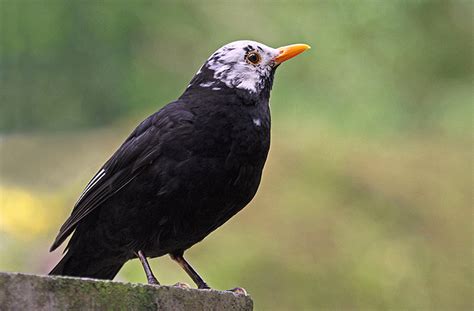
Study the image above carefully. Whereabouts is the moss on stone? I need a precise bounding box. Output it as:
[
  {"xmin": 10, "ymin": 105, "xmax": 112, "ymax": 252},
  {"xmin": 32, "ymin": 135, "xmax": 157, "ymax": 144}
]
[{"xmin": 0, "ymin": 272, "xmax": 253, "ymax": 311}]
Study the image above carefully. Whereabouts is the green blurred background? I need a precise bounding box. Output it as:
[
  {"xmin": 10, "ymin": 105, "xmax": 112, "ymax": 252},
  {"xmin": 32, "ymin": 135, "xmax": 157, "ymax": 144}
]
[{"xmin": 0, "ymin": 1, "xmax": 472, "ymax": 310}]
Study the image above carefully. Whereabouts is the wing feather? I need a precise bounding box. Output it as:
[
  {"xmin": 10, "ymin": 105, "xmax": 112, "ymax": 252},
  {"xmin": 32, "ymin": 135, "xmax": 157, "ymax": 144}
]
[
  {"xmin": 50, "ymin": 117, "xmax": 159, "ymax": 251},
  {"xmin": 50, "ymin": 103, "xmax": 194, "ymax": 252}
]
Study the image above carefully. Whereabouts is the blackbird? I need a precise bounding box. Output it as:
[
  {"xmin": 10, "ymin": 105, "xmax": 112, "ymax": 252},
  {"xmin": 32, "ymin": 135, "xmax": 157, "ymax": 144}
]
[{"xmin": 49, "ymin": 40, "xmax": 310, "ymax": 290}]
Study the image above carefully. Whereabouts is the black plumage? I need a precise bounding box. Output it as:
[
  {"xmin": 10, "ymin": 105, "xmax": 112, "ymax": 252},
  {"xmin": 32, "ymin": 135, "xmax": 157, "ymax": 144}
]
[{"xmin": 49, "ymin": 40, "xmax": 309, "ymax": 289}]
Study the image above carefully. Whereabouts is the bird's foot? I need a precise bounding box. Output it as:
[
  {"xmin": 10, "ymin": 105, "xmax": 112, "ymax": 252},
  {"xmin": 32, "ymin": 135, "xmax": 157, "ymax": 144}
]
[
  {"xmin": 173, "ymin": 282, "xmax": 191, "ymax": 289},
  {"xmin": 227, "ymin": 287, "xmax": 248, "ymax": 296},
  {"xmin": 147, "ymin": 277, "xmax": 160, "ymax": 285},
  {"xmin": 198, "ymin": 283, "xmax": 211, "ymax": 290}
]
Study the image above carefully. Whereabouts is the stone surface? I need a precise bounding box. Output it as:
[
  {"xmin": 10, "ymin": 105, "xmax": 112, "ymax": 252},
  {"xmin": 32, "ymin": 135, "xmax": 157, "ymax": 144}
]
[{"xmin": 0, "ymin": 272, "xmax": 253, "ymax": 311}]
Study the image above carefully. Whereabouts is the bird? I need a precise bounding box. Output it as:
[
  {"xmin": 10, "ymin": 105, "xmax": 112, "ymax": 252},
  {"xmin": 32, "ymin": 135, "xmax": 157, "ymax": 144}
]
[{"xmin": 49, "ymin": 40, "xmax": 310, "ymax": 291}]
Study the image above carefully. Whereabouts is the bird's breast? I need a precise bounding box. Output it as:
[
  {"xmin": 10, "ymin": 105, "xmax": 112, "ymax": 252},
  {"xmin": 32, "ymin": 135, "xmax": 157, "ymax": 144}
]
[{"xmin": 131, "ymin": 104, "xmax": 271, "ymax": 254}]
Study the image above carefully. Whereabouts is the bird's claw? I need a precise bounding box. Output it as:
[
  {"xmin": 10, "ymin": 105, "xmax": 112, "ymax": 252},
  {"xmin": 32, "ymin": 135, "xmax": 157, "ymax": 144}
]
[
  {"xmin": 198, "ymin": 283, "xmax": 211, "ymax": 290},
  {"xmin": 173, "ymin": 282, "xmax": 191, "ymax": 289},
  {"xmin": 227, "ymin": 287, "xmax": 248, "ymax": 296},
  {"xmin": 147, "ymin": 278, "xmax": 160, "ymax": 286}
]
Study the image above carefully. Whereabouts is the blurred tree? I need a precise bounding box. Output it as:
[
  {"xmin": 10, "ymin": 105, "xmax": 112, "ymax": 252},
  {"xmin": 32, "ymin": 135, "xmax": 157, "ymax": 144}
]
[{"xmin": 0, "ymin": 0, "xmax": 471, "ymax": 136}]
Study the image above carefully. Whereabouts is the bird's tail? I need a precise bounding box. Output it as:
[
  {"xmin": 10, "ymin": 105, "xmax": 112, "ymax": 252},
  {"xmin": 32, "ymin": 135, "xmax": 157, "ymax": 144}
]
[{"xmin": 49, "ymin": 250, "xmax": 125, "ymax": 280}]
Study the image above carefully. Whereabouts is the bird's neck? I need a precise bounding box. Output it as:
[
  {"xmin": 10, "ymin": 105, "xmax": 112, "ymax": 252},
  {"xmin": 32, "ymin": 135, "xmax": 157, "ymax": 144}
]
[
  {"xmin": 180, "ymin": 84, "xmax": 271, "ymax": 108},
  {"xmin": 181, "ymin": 64, "xmax": 275, "ymax": 107}
]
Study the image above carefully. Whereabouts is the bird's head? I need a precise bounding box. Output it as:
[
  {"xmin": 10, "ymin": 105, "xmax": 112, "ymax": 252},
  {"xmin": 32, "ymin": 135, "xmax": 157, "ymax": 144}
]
[{"xmin": 185, "ymin": 40, "xmax": 310, "ymax": 102}]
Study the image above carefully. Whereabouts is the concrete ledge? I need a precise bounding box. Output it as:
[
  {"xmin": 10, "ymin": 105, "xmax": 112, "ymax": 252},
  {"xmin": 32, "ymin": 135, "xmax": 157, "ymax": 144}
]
[{"xmin": 0, "ymin": 272, "xmax": 253, "ymax": 311}]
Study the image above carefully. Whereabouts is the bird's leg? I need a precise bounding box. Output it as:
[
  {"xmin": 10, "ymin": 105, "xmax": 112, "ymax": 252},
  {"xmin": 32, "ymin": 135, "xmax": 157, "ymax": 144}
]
[
  {"xmin": 170, "ymin": 252, "xmax": 210, "ymax": 289},
  {"xmin": 136, "ymin": 250, "xmax": 160, "ymax": 285}
]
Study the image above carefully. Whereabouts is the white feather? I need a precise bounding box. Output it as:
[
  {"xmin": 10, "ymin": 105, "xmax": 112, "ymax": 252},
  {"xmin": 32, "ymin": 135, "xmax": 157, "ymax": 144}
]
[
  {"xmin": 205, "ymin": 40, "xmax": 280, "ymax": 93},
  {"xmin": 77, "ymin": 169, "xmax": 106, "ymax": 202},
  {"xmin": 199, "ymin": 81, "xmax": 215, "ymax": 88},
  {"xmin": 253, "ymin": 118, "xmax": 262, "ymax": 126}
]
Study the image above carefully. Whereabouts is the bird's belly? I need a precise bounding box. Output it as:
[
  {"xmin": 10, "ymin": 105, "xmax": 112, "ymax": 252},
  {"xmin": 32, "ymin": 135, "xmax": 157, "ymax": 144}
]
[{"xmin": 133, "ymin": 156, "xmax": 265, "ymax": 255}]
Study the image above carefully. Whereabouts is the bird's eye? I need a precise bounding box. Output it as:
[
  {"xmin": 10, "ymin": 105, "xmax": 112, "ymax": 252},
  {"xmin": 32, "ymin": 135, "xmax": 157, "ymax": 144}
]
[{"xmin": 246, "ymin": 51, "xmax": 261, "ymax": 65}]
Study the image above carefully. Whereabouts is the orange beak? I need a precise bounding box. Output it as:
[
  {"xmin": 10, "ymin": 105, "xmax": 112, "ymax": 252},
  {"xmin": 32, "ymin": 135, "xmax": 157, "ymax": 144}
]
[{"xmin": 274, "ymin": 44, "xmax": 311, "ymax": 64}]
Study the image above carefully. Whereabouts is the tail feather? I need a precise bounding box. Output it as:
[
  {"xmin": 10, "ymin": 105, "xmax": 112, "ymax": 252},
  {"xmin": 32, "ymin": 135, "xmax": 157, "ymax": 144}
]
[{"xmin": 49, "ymin": 251, "xmax": 125, "ymax": 280}]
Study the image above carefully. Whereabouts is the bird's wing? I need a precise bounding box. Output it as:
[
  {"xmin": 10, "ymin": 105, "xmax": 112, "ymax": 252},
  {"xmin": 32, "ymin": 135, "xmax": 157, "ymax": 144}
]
[{"xmin": 50, "ymin": 104, "xmax": 193, "ymax": 251}]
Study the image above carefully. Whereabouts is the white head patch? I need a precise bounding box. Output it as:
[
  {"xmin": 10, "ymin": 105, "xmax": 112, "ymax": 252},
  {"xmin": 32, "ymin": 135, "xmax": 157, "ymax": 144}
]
[{"xmin": 203, "ymin": 40, "xmax": 280, "ymax": 93}]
